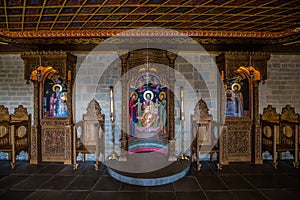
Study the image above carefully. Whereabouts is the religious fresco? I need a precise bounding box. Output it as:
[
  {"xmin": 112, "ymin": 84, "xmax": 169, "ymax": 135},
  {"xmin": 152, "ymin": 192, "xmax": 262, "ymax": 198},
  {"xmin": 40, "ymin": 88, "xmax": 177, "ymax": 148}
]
[
  {"xmin": 43, "ymin": 77, "xmax": 68, "ymax": 118},
  {"xmin": 129, "ymin": 75, "xmax": 167, "ymax": 138},
  {"xmin": 225, "ymin": 78, "xmax": 249, "ymax": 117}
]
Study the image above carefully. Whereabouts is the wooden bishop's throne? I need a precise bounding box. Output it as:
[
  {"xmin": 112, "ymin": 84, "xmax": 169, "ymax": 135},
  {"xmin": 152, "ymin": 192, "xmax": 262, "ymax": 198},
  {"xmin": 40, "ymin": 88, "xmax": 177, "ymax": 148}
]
[
  {"xmin": 216, "ymin": 52, "xmax": 270, "ymax": 166},
  {"xmin": 21, "ymin": 51, "xmax": 77, "ymax": 164}
]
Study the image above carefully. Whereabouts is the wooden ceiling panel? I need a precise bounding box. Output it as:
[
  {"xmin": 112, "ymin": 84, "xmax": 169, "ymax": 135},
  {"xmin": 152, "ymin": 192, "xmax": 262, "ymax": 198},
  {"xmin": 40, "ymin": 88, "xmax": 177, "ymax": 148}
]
[
  {"xmin": 0, "ymin": 0, "xmax": 298, "ymax": 33},
  {"xmin": 0, "ymin": 0, "xmax": 299, "ymax": 50}
]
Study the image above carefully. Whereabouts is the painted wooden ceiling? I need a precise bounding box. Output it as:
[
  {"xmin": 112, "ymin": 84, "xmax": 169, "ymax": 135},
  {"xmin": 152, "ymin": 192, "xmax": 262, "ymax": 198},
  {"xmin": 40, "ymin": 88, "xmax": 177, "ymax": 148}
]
[{"xmin": 0, "ymin": 0, "xmax": 299, "ymax": 52}]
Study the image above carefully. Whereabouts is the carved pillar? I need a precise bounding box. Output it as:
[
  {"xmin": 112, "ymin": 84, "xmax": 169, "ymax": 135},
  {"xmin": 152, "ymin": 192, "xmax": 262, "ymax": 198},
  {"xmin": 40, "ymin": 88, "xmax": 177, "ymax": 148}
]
[
  {"xmin": 166, "ymin": 51, "xmax": 177, "ymax": 140},
  {"xmin": 253, "ymin": 80, "xmax": 263, "ymax": 164},
  {"xmin": 119, "ymin": 51, "xmax": 129, "ymax": 161},
  {"xmin": 30, "ymin": 82, "xmax": 40, "ymax": 164},
  {"xmin": 166, "ymin": 51, "xmax": 177, "ymax": 161}
]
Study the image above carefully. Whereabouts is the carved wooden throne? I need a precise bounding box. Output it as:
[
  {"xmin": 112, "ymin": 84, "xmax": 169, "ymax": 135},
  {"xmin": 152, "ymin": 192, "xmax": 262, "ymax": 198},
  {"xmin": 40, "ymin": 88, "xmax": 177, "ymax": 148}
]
[
  {"xmin": 0, "ymin": 105, "xmax": 12, "ymax": 167},
  {"xmin": 10, "ymin": 105, "xmax": 31, "ymax": 169},
  {"xmin": 73, "ymin": 98, "xmax": 105, "ymax": 170},
  {"xmin": 217, "ymin": 52, "xmax": 270, "ymax": 165},
  {"xmin": 191, "ymin": 99, "xmax": 221, "ymax": 171},
  {"xmin": 21, "ymin": 51, "xmax": 77, "ymax": 164},
  {"xmin": 261, "ymin": 105, "xmax": 300, "ymax": 169}
]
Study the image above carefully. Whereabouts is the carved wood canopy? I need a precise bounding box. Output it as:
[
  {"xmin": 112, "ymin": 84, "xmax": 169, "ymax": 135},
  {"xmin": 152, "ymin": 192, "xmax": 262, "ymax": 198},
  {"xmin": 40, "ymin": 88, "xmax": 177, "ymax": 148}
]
[
  {"xmin": 21, "ymin": 51, "xmax": 77, "ymax": 83},
  {"xmin": 216, "ymin": 51, "xmax": 270, "ymax": 81}
]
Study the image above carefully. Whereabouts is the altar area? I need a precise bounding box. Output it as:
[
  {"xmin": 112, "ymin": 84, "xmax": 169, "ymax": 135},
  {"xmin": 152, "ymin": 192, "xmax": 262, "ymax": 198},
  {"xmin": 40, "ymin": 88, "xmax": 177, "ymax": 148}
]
[{"xmin": 4, "ymin": 49, "xmax": 296, "ymax": 187}]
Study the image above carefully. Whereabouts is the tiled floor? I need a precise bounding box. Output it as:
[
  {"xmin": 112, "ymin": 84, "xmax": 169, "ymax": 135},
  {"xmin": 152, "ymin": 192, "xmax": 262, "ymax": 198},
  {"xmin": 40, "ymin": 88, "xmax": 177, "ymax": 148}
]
[{"xmin": 0, "ymin": 160, "xmax": 299, "ymax": 200}]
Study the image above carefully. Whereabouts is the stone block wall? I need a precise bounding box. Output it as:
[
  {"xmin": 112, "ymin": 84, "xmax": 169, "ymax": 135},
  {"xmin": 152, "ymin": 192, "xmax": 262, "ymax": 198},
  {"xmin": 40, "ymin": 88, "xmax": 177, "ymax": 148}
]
[
  {"xmin": 0, "ymin": 54, "xmax": 33, "ymax": 114},
  {"xmin": 1, "ymin": 52, "xmax": 300, "ymax": 160},
  {"xmin": 260, "ymin": 54, "xmax": 300, "ymax": 113}
]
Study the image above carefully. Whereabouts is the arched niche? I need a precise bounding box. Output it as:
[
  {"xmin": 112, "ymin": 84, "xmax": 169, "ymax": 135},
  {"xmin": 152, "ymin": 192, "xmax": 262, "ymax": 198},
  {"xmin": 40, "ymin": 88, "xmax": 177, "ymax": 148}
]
[{"xmin": 118, "ymin": 48, "xmax": 177, "ymax": 161}]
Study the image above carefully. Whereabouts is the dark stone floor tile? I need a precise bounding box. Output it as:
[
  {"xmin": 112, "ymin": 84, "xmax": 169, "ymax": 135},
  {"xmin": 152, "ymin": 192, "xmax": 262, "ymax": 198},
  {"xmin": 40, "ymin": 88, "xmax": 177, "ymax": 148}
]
[
  {"xmin": 0, "ymin": 175, "xmax": 7, "ymax": 180},
  {"xmin": 286, "ymin": 189, "xmax": 300, "ymax": 199},
  {"xmin": 220, "ymin": 175, "xmax": 253, "ymax": 189},
  {"xmin": 25, "ymin": 190, "xmax": 64, "ymax": 200},
  {"xmin": 230, "ymin": 163, "xmax": 281, "ymax": 175},
  {"xmin": 67, "ymin": 175, "xmax": 99, "ymax": 190},
  {"xmin": 196, "ymin": 175, "xmax": 227, "ymax": 190},
  {"xmin": 0, "ymin": 190, "xmax": 33, "ymax": 200},
  {"xmin": 205, "ymin": 191, "xmax": 235, "ymax": 200},
  {"xmin": 286, "ymin": 173, "xmax": 300, "ymax": 181},
  {"xmin": 12, "ymin": 163, "xmax": 45, "ymax": 174},
  {"xmin": 193, "ymin": 162, "xmax": 216, "ymax": 176},
  {"xmin": 39, "ymin": 175, "xmax": 76, "ymax": 190},
  {"xmin": 276, "ymin": 160, "xmax": 300, "ymax": 173},
  {"xmin": 120, "ymin": 183, "xmax": 148, "ymax": 191},
  {"xmin": 118, "ymin": 192, "xmax": 147, "ymax": 200},
  {"xmin": 12, "ymin": 175, "xmax": 52, "ymax": 189},
  {"xmin": 176, "ymin": 191, "xmax": 206, "ymax": 200},
  {"xmin": 87, "ymin": 191, "xmax": 118, "ymax": 200},
  {"xmin": 148, "ymin": 183, "xmax": 174, "ymax": 191},
  {"xmin": 245, "ymin": 174, "xmax": 300, "ymax": 189},
  {"xmin": 0, "ymin": 161, "xmax": 12, "ymax": 175},
  {"xmin": 0, "ymin": 189, "xmax": 6, "ymax": 195},
  {"xmin": 73, "ymin": 163, "xmax": 101, "ymax": 176},
  {"xmin": 61, "ymin": 191, "xmax": 89, "ymax": 200},
  {"xmin": 37, "ymin": 164, "xmax": 66, "ymax": 174},
  {"xmin": 25, "ymin": 190, "xmax": 89, "ymax": 200},
  {"xmin": 57, "ymin": 165, "xmax": 77, "ymax": 176},
  {"xmin": 214, "ymin": 165, "xmax": 238, "ymax": 175},
  {"xmin": 148, "ymin": 192, "xmax": 176, "ymax": 200},
  {"xmin": 173, "ymin": 176, "xmax": 201, "ymax": 191},
  {"xmin": 0, "ymin": 175, "xmax": 29, "ymax": 189},
  {"xmin": 260, "ymin": 189, "xmax": 299, "ymax": 200},
  {"xmin": 93, "ymin": 176, "xmax": 121, "ymax": 191},
  {"xmin": 231, "ymin": 190, "xmax": 267, "ymax": 200}
]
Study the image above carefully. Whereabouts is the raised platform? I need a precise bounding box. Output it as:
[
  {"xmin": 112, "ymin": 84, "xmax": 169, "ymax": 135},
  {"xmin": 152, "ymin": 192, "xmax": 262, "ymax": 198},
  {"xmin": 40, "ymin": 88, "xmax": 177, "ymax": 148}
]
[{"xmin": 106, "ymin": 158, "xmax": 190, "ymax": 186}]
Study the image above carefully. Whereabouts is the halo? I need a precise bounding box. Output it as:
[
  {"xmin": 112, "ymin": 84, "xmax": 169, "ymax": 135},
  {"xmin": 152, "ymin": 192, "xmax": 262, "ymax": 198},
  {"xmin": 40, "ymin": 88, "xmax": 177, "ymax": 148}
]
[
  {"xmin": 231, "ymin": 83, "xmax": 241, "ymax": 91},
  {"xmin": 130, "ymin": 91, "xmax": 138, "ymax": 101},
  {"xmin": 52, "ymin": 84, "xmax": 62, "ymax": 92},
  {"xmin": 159, "ymin": 91, "xmax": 166, "ymax": 100},
  {"xmin": 143, "ymin": 90, "xmax": 154, "ymax": 100}
]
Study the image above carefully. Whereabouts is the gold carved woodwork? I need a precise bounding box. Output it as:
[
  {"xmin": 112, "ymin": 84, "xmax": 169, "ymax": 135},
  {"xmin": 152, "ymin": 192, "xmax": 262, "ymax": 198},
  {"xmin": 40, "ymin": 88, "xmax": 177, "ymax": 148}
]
[
  {"xmin": 73, "ymin": 99, "xmax": 105, "ymax": 170},
  {"xmin": 221, "ymin": 117, "xmax": 252, "ymax": 164},
  {"xmin": 258, "ymin": 104, "xmax": 299, "ymax": 169},
  {"xmin": 0, "ymin": 105, "xmax": 12, "ymax": 166},
  {"xmin": 119, "ymin": 48, "xmax": 177, "ymax": 161},
  {"xmin": 217, "ymin": 51, "xmax": 270, "ymax": 165},
  {"xmin": 21, "ymin": 51, "xmax": 77, "ymax": 164},
  {"xmin": 279, "ymin": 105, "xmax": 299, "ymax": 168},
  {"xmin": 10, "ymin": 105, "xmax": 31, "ymax": 169},
  {"xmin": 216, "ymin": 51, "xmax": 270, "ymax": 81},
  {"xmin": 0, "ymin": 105, "xmax": 31, "ymax": 169}
]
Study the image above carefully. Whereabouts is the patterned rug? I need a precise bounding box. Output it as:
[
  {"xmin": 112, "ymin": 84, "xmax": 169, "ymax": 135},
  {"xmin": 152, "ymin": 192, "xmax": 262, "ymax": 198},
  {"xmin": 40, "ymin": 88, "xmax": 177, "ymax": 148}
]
[{"xmin": 128, "ymin": 138, "xmax": 168, "ymax": 155}]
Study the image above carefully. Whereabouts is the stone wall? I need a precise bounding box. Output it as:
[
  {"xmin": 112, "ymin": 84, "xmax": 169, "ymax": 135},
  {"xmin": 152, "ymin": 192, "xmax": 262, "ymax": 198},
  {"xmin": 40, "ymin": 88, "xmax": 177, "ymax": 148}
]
[
  {"xmin": 260, "ymin": 54, "xmax": 300, "ymax": 113},
  {"xmin": 0, "ymin": 54, "xmax": 33, "ymax": 114},
  {"xmin": 1, "ymin": 52, "xmax": 300, "ymax": 160}
]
